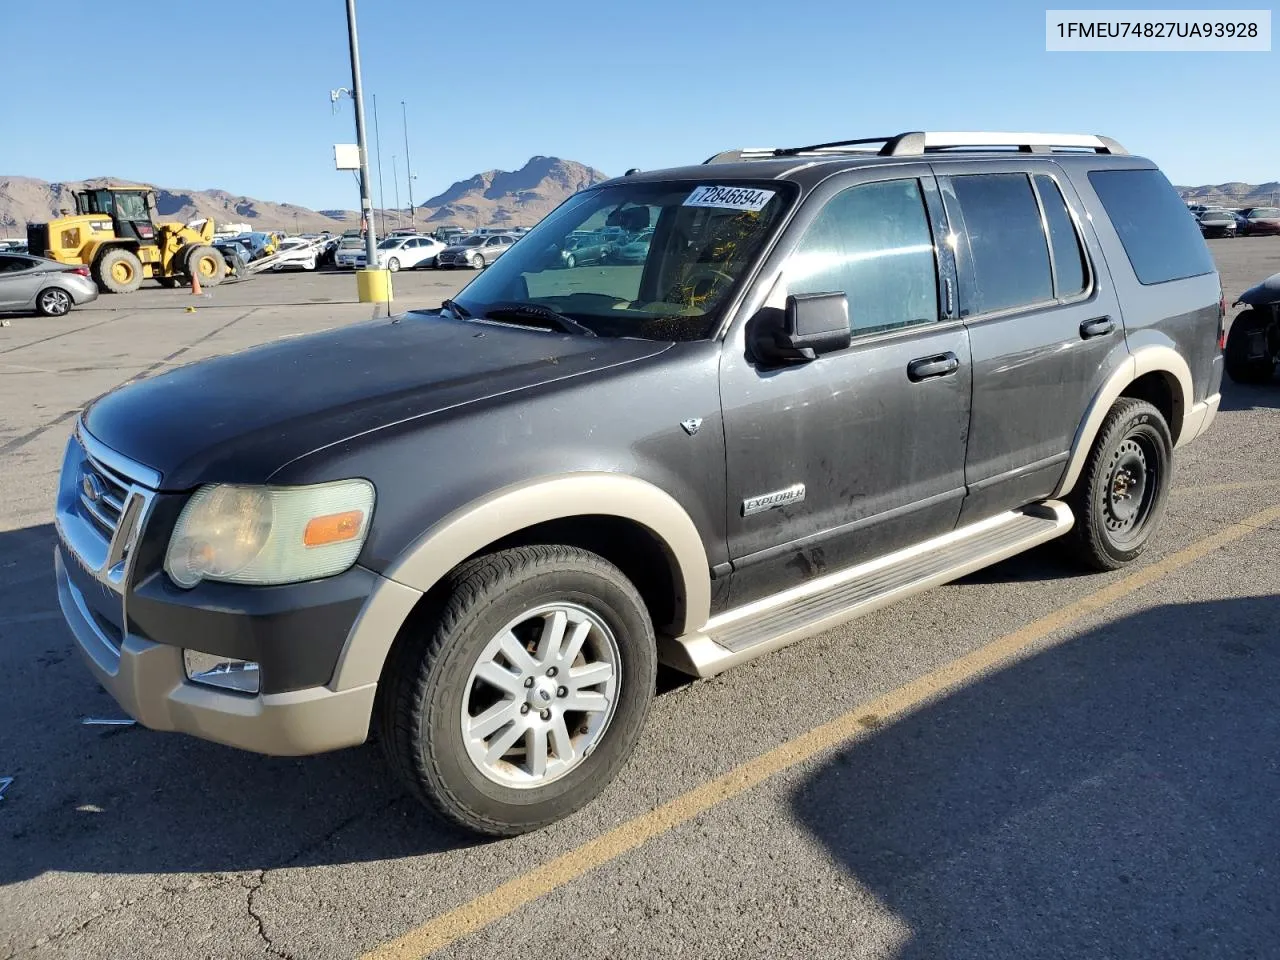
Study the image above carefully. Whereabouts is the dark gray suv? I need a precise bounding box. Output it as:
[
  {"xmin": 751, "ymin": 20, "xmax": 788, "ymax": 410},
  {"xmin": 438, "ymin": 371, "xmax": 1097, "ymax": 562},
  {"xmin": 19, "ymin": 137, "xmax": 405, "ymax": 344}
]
[{"xmin": 54, "ymin": 131, "xmax": 1223, "ymax": 836}]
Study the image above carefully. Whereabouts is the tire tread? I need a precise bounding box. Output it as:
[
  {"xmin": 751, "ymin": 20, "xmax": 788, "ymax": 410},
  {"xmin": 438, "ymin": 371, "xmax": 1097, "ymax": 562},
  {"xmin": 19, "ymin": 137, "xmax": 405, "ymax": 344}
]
[{"xmin": 378, "ymin": 544, "xmax": 649, "ymax": 836}]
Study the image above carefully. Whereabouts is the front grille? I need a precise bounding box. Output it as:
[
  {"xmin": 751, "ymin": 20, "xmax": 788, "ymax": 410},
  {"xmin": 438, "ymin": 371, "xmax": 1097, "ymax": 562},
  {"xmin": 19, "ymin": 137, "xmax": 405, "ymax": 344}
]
[{"xmin": 77, "ymin": 457, "xmax": 131, "ymax": 540}]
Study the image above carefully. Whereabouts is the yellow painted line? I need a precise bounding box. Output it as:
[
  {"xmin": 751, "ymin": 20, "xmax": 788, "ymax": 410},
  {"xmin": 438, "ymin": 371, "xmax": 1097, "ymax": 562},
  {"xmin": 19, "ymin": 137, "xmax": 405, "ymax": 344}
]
[{"xmin": 363, "ymin": 502, "xmax": 1280, "ymax": 960}]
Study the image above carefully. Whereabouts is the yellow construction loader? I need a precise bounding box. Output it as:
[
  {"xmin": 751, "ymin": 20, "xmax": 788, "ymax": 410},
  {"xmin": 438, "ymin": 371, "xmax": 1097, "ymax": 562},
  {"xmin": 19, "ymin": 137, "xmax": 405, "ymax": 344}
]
[{"xmin": 27, "ymin": 185, "xmax": 226, "ymax": 293}]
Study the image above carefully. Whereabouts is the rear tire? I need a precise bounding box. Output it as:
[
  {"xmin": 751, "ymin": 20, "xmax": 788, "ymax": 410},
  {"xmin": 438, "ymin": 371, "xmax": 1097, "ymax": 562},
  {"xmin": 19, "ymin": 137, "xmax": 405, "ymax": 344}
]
[
  {"xmin": 185, "ymin": 245, "xmax": 226, "ymax": 287},
  {"xmin": 93, "ymin": 248, "xmax": 144, "ymax": 294},
  {"xmin": 378, "ymin": 545, "xmax": 656, "ymax": 836},
  {"xmin": 1064, "ymin": 398, "xmax": 1173, "ymax": 571},
  {"xmin": 36, "ymin": 287, "xmax": 73, "ymax": 317},
  {"xmin": 1224, "ymin": 309, "xmax": 1276, "ymax": 385}
]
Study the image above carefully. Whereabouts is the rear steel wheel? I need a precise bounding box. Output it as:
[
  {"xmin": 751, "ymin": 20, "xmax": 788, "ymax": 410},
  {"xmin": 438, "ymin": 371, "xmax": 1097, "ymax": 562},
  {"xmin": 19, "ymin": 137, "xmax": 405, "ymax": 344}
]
[{"xmin": 1065, "ymin": 397, "xmax": 1172, "ymax": 570}]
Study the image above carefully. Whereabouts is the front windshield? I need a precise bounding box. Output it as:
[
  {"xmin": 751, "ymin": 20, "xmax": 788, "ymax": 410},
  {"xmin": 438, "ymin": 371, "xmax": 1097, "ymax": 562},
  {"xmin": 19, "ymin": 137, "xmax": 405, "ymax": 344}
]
[
  {"xmin": 459, "ymin": 236, "xmax": 484, "ymax": 246},
  {"xmin": 377, "ymin": 237, "xmax": 402, "ymax": 249},
  {"xmin": 451, "ymin": 180, "xmax": 793, "ymax": 341},
  {"xmin": 114, "ymin": 192, "xmax": 149, "ymax": 221}
]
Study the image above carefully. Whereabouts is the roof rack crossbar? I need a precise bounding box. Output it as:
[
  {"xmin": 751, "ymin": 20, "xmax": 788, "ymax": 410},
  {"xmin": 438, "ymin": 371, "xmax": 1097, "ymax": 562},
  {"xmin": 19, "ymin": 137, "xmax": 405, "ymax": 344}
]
[{"xmin": 702, "ymin": 131, "xmax": 1127, "ymax": 164}]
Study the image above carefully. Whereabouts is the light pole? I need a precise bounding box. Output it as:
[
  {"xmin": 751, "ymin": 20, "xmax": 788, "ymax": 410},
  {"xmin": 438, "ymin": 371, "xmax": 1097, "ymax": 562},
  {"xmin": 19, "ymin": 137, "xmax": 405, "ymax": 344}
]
[
  {"xmin": 392, "ymin": 154, "xmax": 401, "ymax": 228},
  {"xmin": 372, "ymin": 93, "xmax": 387, "ymax": 237},
  {"xmin": 401, "ymin": 99, "xmax": 415, "ymax": 231},
  {"xmin": 342, "ymin": 0, "xmax": 377, "ymax": 268}
]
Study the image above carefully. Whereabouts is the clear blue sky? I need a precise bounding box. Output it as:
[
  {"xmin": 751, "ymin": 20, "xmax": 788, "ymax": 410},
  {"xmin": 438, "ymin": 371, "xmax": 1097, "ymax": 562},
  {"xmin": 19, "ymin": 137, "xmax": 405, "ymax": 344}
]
[{"xmin": 1, "ymin": 0, "xmax": 1275, "ymax": 211}]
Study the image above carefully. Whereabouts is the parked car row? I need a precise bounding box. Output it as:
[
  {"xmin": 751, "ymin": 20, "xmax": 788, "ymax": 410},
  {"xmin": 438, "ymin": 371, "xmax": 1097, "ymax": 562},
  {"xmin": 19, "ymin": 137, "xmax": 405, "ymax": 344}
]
[{"xmin": 1190, "ymin": 203, "xmax": 1280, "ymax": 238}]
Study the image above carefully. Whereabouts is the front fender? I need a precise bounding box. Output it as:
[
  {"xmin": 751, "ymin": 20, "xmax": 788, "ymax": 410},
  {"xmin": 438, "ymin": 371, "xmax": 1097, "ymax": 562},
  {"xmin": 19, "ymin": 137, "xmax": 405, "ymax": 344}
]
[{"xmin": 329, "ymin": 472, "xmax": 711, "ymax": 690}]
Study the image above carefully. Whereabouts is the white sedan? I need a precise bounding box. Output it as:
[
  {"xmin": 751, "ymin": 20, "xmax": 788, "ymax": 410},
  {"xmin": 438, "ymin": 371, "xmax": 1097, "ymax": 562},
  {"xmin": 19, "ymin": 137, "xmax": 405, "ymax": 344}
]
[
  {"xmin": 368, "ymin": 235, "xmax": 447, "ymax": 271},
  {"xmin": 270, "ymin": 238, "xmax": 322, "ymax": 271}
]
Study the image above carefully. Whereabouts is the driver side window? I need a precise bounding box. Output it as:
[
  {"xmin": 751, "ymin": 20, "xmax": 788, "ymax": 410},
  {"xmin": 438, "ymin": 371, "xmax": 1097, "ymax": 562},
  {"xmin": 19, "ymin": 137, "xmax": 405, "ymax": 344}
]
[{"xmin": 788, "ymin": 178, "xmax": 940, "ymax": 336}]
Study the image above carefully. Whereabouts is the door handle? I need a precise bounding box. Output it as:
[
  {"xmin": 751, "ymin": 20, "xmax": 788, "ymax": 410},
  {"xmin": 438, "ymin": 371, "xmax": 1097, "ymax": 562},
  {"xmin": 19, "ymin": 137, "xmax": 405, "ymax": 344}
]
[
  {"xmin": 907, "ymin": 352, "xmax": 960, "ymax": 381},
  {"xmin": 1080, "ymin": 316, "xmax": 1115, "ymax": 339}
]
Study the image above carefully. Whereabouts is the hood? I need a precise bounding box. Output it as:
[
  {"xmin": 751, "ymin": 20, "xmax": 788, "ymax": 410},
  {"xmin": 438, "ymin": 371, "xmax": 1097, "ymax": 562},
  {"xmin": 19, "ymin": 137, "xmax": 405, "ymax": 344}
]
[{"xmin": 83, "ymin": 312, "xmax": 672, "ymax": 490}]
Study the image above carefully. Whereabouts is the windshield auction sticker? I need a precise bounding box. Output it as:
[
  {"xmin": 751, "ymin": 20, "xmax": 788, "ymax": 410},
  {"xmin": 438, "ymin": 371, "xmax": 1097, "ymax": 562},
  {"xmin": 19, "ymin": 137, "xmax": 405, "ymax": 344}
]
[{"xmin": 683, "ymin": 186, "xmax": 776, "ymax": 211}]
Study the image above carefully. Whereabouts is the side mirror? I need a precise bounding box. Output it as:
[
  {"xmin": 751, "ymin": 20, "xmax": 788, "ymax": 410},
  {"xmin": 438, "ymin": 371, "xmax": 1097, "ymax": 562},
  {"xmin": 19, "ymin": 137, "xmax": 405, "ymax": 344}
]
[{"xmin": 758, "ymin": 292, "xmax": 851, "ymax": 363}]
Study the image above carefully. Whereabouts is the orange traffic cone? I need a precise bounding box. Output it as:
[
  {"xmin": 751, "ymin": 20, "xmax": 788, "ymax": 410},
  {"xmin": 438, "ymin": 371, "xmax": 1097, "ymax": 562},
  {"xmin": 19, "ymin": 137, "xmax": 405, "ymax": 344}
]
[{"xmin": 190, "ymin": 271, "xmax": 202, "ymax": 296}]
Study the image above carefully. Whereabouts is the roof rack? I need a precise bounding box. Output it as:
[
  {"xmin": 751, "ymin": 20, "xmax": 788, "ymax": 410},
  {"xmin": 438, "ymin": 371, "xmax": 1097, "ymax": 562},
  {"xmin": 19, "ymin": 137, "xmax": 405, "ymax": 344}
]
[{"xmin": 703, "ymin": 131, "xmax": 1128, "ymax": 164}]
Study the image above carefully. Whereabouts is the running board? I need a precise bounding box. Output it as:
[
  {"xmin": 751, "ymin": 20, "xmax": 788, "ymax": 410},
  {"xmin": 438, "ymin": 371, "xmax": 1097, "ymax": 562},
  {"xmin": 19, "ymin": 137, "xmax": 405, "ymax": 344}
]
[{"xmin": 660, "ymin": 502, "xmax": 1073, "ymax": 678}]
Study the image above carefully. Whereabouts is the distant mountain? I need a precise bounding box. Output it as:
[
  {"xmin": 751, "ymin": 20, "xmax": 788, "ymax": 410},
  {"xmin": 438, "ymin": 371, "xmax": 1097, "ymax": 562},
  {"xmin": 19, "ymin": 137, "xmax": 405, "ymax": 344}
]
[
  {"xmin": 0, "ymin": 156, "xmax": 610, "ymax": 237},
  {"xmin": 1176, "ymin": 181, "xmax": 1280, "ymax": 207},
  {"xmin": 415, "ymin": 156, "xmax": 608, "ymax": 228}
]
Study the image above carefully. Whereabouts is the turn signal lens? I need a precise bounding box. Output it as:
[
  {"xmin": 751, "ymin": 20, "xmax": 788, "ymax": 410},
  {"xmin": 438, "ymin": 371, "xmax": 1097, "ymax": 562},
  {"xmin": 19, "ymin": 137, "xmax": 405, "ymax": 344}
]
[{"xmin": 304, "ymin": 510, "xmax": 365, "ymax": 547}]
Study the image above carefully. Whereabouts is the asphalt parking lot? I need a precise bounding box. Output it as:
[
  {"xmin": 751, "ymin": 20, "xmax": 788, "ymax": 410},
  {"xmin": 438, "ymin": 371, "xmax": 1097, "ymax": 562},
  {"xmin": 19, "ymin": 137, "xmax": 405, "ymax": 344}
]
[{"xmin": 2, "ymin": 240, "xmax": 1280, "ymax": 960}]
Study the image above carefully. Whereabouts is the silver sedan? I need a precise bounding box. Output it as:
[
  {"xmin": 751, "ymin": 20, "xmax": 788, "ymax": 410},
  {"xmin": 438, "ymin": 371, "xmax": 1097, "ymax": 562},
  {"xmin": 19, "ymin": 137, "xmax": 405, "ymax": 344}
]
[{"xmin": 0, "ymin": 253, "xmax": 99, "ymax": 317}]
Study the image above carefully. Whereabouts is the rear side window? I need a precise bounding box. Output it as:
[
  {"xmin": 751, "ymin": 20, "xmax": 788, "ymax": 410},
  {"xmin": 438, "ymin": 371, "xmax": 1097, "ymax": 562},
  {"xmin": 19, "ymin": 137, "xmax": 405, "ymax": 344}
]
[
  {"xmin": 788, "ymin": 178, "xmax": 939, "ymax": 335},
  {"xmin": 951, "ymin": 173, "xmax": 1053, "ymax": 313},
  {"xmin": 1033, "ymin": 175, "xmax": 1088, "ymax": 298},
  {"xmin": 1088, "ymin": 169, "xmax": 1214, "ymax": 284}
]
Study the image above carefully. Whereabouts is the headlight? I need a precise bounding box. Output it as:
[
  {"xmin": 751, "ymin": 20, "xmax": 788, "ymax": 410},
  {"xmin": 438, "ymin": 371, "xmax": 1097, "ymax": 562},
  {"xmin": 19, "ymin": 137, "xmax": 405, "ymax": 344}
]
[{"xmin": 165, "ymin": 480, "xmax": 375, "ymax": 588}]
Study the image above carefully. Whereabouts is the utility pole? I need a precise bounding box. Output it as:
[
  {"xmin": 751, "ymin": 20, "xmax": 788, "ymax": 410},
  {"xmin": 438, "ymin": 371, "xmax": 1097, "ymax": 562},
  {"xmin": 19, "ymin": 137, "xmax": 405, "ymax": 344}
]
[
  {"xmin": 401, "ymin": 99, "xmax": 415, "ymax": 231},
  {"xmin": 372, "ymin": 93, "xmax": 387, "ymax": 236},
  {"xmin": 343, "ymin": 0, "xmax": 377, "ymax": 265},
  {"xmin": 392, "ymin": 155, "xmax": 401, "ymax": 229}
]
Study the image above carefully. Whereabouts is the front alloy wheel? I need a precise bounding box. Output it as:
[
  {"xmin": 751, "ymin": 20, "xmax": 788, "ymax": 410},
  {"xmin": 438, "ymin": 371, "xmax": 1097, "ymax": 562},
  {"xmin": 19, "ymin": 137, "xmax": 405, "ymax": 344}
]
[
  {"xmin": 462, "ymin": 603, "xmax": 619, "ymax": 787},
  {"xmin": 378, "ymin": 545, "xmax": 656, "ymax": 836}
]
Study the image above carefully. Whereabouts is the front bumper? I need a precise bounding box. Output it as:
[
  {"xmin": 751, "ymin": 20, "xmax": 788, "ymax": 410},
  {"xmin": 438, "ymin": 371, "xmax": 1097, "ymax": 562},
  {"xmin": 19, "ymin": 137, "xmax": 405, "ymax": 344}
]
[
  {"xmin": 57, "ymin": 549, "xmax": 376, "ymax": 755},
  {"xmin": 53, "ymin": 427, "xmax": 387, "ymax": 756}
]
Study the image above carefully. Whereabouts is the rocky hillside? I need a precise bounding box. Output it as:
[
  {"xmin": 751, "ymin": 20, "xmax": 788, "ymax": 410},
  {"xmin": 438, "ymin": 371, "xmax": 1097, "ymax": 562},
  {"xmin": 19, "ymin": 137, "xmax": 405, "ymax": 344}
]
[
  {"xmin": 1176, "ymin": 182, "xmax": 1280, "ymax": 207},
  {"xmin": 416, "ymin": 156, "xmax": 608, "ymax": 228},
  {"xmin": 0, "ymin": 157, "xmax": 609, "ymax": 236}
]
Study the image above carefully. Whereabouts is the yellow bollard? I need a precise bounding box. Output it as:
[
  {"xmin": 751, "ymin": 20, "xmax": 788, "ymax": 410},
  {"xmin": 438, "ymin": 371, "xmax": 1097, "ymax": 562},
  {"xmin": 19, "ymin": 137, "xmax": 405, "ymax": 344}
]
[{"xmin": 356, "ymin": 268, "xmax": 392, "ymax": 304}]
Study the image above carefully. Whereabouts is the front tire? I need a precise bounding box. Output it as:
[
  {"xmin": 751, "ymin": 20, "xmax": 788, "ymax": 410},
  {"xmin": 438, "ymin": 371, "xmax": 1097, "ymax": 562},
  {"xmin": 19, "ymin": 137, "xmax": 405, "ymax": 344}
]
[
  {"xmin": 36, "ymin": 287, "xmax": 73, "ymax": 316},
  {"xmin": 1224, "ymin": 309, "xmax": 1276, "ymax": 385},
  {"xmin": 185, "ymin": 245, "xmax": 226, "ymax": 287},
  {"xmin": 1064, "ymin": 398, "xmax": 1173, "ymax": 571},
  {"xmin": 387, "ymin": 257, "xmax": 401, "ymax": 272},
  {"xmin": 378, "ymin": 545, "xmax": 656, "ymax": 836}
]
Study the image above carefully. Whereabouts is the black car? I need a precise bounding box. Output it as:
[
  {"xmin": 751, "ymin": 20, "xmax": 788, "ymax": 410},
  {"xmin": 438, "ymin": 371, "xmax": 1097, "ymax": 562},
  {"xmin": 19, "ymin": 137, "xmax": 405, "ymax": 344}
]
[
  {"xmin": 54, "ymin": 131, "xmax": 1223, "ymax": 837},
  {"xmin": 1196, "ymin": 208, "xmax": 1238, "ymax": 238}
]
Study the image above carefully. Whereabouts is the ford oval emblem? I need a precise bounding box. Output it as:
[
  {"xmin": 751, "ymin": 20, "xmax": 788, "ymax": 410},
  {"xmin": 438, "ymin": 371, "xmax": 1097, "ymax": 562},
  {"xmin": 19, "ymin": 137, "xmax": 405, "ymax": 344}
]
[{"xmin": 81, "ymin": 473, "xmax": 104, "ymax": 503}]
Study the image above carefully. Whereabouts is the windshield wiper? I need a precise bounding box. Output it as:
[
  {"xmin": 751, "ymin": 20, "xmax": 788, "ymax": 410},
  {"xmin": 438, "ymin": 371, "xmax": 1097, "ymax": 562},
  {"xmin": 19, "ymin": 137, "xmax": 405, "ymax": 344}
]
[
  {"xmin": 481, "ymin": 301, "xmax": 597, "ymax": 337},
  {"xmin": 441, "ymin": 298, "xmax": 471, "ymax": 320}
]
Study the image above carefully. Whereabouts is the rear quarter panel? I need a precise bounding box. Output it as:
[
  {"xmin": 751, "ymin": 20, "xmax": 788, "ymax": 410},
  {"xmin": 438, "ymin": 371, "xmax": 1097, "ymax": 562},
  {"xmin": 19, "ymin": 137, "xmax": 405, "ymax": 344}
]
[{"xmin": 1063, "ymin": 158, "xmax": 1222, "ymax": 406}]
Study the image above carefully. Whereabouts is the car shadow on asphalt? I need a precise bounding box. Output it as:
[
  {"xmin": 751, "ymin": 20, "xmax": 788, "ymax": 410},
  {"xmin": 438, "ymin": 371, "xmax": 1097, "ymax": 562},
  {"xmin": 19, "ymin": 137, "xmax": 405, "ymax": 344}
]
[
  {"xmin": 789, "ymin": 595, "xmax": 1280, "ymax": 959},
  {"xmin": 1218, "ymin": 378, "xmax": 1280, "ymax": 412},
  {"xmin": 0, "ymin": 522, "xmax": 484, "ymax": 888}
]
